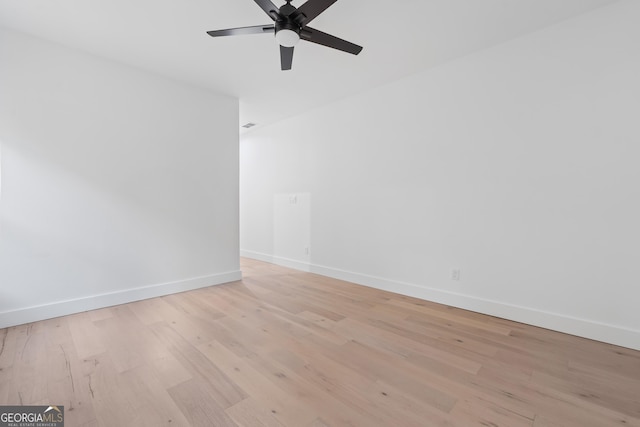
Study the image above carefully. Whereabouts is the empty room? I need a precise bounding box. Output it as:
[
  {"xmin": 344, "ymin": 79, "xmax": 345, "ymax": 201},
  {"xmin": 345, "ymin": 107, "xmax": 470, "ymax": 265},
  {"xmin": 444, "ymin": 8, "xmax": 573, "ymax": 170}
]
[{"xmin": 1, "ymin": 0, "xmax": 639, "ymax": 426}]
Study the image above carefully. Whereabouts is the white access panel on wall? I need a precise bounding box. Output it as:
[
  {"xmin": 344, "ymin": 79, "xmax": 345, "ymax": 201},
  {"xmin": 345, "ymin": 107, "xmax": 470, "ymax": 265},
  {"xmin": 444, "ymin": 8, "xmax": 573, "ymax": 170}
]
[{"xmin": 273, "ymin": 193, "xmax": 311, "ymax": 269}]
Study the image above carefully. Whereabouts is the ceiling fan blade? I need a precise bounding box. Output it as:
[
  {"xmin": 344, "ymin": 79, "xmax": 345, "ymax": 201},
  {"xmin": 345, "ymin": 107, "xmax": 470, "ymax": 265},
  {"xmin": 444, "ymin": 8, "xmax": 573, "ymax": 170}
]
[
  {"xmin": 300, "ymin": 27, "xmax": 363, "ymax": 55},
  {"xmin": 253, "ymin": 0, "xmax": 281, "ymax": 20},
  {"xmin": 294, "ymin": 0, "xmax": 337, "ymax": 26},
  {"xmin": 207, "ymin": 25, "xmax": 274, "ymax": 37},
  {"xmin": 280, "ymin": 46, "xmax": 294, "ymax": 70}
]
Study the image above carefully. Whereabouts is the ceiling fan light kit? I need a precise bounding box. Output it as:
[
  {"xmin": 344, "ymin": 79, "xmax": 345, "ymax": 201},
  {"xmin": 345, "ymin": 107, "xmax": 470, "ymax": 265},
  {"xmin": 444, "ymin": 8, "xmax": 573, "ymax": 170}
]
[
  {"xmin": 207, "ymin": 0, "xmax": 362, "ymax": 70},
  {"xmin": 275, "ymin": 29, "xmax": 299, "ymax": 47}
]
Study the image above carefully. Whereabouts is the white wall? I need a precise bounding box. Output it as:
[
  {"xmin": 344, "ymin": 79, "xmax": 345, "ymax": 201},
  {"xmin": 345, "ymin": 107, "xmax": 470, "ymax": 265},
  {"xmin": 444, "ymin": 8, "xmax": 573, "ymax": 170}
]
[
  {"xmin": 240, "ymin": 0, "xmax": 640, "ymax": 350},
  {"xmin": 0, "ymin": 27, "xmax": 240, "ymax": 327}
]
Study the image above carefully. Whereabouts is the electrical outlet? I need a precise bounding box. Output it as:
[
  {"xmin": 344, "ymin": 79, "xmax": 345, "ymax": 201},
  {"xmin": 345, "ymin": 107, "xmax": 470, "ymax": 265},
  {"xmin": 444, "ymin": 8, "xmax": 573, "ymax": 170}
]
[
  {"xmin": 451, "ymin": 269, "xmax": 461, "ymax": 281},
  {"xmin": 304, "ymin": 247, "xmax": 309, "ymax": 255}
]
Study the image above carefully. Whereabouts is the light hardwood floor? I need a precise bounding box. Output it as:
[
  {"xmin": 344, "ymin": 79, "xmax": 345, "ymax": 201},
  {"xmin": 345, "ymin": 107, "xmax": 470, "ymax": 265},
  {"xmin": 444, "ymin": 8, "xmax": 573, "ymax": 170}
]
[{"xmin": 1, "ymin": 258, "xmax": 639, "ymax": 426}]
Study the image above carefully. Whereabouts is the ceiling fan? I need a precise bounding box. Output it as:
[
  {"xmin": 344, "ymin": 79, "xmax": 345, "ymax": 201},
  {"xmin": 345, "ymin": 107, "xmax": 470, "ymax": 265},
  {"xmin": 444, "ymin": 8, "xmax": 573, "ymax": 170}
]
[{"xmin": 206, "ymin": 0, "xmax": 363, "ymax": 71}]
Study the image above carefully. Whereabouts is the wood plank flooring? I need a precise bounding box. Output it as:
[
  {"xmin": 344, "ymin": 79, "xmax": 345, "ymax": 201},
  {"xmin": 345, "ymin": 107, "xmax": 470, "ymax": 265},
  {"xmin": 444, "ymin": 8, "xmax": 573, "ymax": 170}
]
[{"xmin": 1, "ymin": 257, "xmax": 639, "ymax": 426}]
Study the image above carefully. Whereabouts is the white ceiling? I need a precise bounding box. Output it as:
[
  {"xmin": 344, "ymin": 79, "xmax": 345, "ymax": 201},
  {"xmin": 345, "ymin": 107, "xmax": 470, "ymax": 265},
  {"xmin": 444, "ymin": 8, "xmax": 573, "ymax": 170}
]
[{"xmin": 0, "ymin": 0, "xmax": 618, "ymax": 133}]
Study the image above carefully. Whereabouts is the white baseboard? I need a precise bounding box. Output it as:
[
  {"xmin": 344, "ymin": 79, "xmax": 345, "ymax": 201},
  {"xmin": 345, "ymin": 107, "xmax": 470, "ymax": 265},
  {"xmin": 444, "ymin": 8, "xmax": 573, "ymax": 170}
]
[
  {"xmin": 0, "ymin": 270, "xmax": 242, "ymax": 329},
  {"xmin": 241, "ymin": 251, "xmax": 640, "ymax": 351},
  {"xmin": 240, "ymin": 249, "xmax": 273, "ymax": 263},
  {"xmin": 240, "ymin": 250, "xmax": 310, "ymax": 272}
]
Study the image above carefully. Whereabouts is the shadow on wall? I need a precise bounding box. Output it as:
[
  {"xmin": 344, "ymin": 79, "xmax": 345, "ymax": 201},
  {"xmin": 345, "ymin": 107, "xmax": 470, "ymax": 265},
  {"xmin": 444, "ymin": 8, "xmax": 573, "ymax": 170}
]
[{"xmin": 274, "ymin": 192, "xmax": 311, "ymax": 266}]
